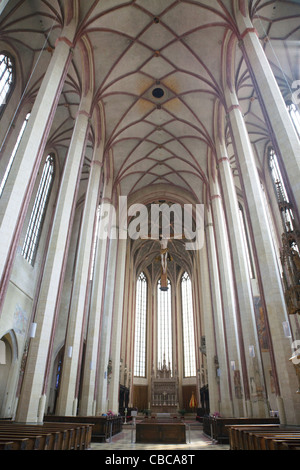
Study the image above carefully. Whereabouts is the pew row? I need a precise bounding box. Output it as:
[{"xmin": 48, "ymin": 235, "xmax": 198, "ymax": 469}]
[
  {"xmin": 44, "ymin": 415, "xmax": 122, "ymax": 443},
  {"xmin": 228, "ymin": 424, "xmax": 300, "ymax": 450},
  {"xmin": 203, "ymin": 416, "xmax": 280, "ymax": 444},
  {"xmin": 0, "ymin": 420, "xmax": 93, "ymax": 450}
]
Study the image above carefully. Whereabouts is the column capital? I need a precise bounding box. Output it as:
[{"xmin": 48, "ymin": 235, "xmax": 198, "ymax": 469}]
[
  {"xmin": 227, "ymin": 104, "xmax": 242, "ymax": 114},
  {"xmin": 240, "ymin": 27, "xmax": 259, "ymax": 40},
  {"xmin": 90, "ymin": 160, "xmax": 103, "ymax": 168},
  {"xmin": 218, "ymin": 156, "xmax": 230, "ymax": 165},
  {"xmin": 211, "ymin": 194, "xmax": 222, "ymax": 202},
  {"xmin": 55, "ymin": 36, "xmax": 75, "ymax": 50}
]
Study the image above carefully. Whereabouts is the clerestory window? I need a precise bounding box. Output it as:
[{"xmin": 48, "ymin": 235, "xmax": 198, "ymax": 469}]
[{"xmin": 22, "ymin": 154, "xmax": 55, "ymax": 266}]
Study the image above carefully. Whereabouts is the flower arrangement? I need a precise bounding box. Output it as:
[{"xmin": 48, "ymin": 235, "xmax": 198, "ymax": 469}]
[{"xmin": 212, "ymin": 411, "xmax": 221, "ymax": 418}]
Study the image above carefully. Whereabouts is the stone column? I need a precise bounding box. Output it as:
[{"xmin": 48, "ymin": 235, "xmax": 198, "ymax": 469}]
[
  {"xmin": 210, "ymin": 173, "xmax": 245, "ymax": 416},
  {"xmin": 215, "ymin": 119, "xmax": 268, "ymax": 417},
  {"xmin": 0, "ymin": 19, "xmax": 77, "ymax": 313},
  {"xmin": 55, "ymin": 138, "xmax": 104, "ymax": 417},
  {"xmin": 234, "ymin": 1, "xmax": 300, "ymax": 207},
  {"xmin": 96, "ymin": 233, "xmax": 119, "ymax": 415},
  {"xmin": 205, "ymin": 206, "xmax": 234, "ymax": 417},
  {"xmin": 79, "ymin": 177, "xmax": 113, "ymax": 416},
  {"xmin": 107, "ymin": 238, "xmax": 127, "ymax": 414},
  {"xmin": 15, "ymin": 91, "xmax": 92, "ymax": 424},
  {"xmin": 197, "ymin": 242, "xmax": 219, "ymax": 414},
  {"xmin": 225, "ymin": 86, "xmax": 300, "ymax": 425}
]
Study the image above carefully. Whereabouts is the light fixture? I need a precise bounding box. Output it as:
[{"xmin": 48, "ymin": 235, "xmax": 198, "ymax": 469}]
[
  {"xmin": 29, "ymin": 322, "xmax": 37, "ymax": 338},
  {"xmin": 67, "ymin": 346, "xmax": 73, "ymax": 358},
  {"xmin": 282, "ymin": 321, "xmax": 292, "ymax": 338}
]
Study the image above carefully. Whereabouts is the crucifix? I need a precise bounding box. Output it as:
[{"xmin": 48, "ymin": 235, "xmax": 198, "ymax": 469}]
[{"xmin": 156, "ymin": 237, "xmax": 172, "ymax": 291}]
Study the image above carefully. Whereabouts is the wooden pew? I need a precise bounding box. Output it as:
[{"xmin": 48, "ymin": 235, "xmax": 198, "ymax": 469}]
[
  {"xmin": 0, "ymin": 441, "xmax": 14, "ymax": 450},
  {"xmin": 273, "ymin": 440, "xmax": 300, "ymax": 450},
  {"xmin": 44, "ymin": 415, "xmax": 121, "ymax": 443},
  {"xmin": 0, "ymin": 421, "xmax": 93, "ymax": 450},
  {"xmin": 228, "ymin": 424, "xmax": 281, "ymax": 450},
  {"xmin": 0, "ymin": 437, "xmax": 29, "ymax": 450},
  {"xmin": 203, "ymin": 416, "xmax": 280, "ymax": 444},
  {"xmin": 250, "ymin": 432, "xmax": 300, "ymax": 451},
  {"xmin": 228, "ymin": 424, "xmax": 300, "ymax": 450},
  {"xmin": 0, "ymin": 431, "xmax": 45, "ymax": 450}
]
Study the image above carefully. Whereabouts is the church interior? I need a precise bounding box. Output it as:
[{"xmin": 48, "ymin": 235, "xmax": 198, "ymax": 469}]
[{"xmin": 0, "ymin": 0, "xmax": 300, "ymax": 451}]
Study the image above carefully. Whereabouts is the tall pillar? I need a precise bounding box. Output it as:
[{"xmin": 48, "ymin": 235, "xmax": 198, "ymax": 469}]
[
  {"xmin": 205, "ymin": 206, "xmax": 234, "ymax": 416},
  {"xmin": 55, "ymin": 135, "xmax": 104, "ymax": 417},
  {"xmin": 96, "ymin": 234, "xmax": 119, "ymax": 414},
  {"xmin": 233, "ymin": 1, "xmax": 300, "ymax": 207},
  {"xmin": 0, "ymin": 16, "xmax": 77, "ymax": 313},
  {"xmin": 215, "ymin": 110, "xmax": 268, "ymax": 417},
  {"xmin": 107, "ymin": 238, "xmax": 127, "ymax": 414},
  {"xmin": 210, "ymin": 173, "xmax": 245, "ymax": 416},
  {"xmin": 225, "ymin": 86, "xmax": 300, "ymax": 425},
  {"xmin": 79, "ymin": 177, "xmax": 113, "ymax": 416},
  {"xmin": 198, "ymin": 242, "xmax": 219, "ymax": 414},
  {"xmin": 15, "ymin": 91, "xmax": 92, "ymax": 424}
]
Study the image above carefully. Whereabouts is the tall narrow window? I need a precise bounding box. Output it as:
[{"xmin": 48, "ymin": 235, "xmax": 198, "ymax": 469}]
[
  {"xmin": 134, "ymin": 272, "xmax": 148, "ymax": 377},
  {"xmin": 22, "ymin": 154, "xmax": 55, "ymax": 266},
  {"xmin": 0, "ymin": 112, "xmax": 30, "ymax": 197},
  {"xmin": 157, "ymin": 278, "xmax": 172, "ymax": 373},
  {"xmin": 269, "ymin": 148, "xmax": 295, "ymax": 232},
  {"xmin": 0, "ymin": 53, "xmax": 14, "ymax": 110},
  {"xmin": 181, "ymin": 272, "xmax": 196, "ymax": 377}
]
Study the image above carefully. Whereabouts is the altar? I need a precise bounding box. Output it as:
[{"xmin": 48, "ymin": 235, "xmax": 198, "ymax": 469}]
[
  {"xmin": 151, "ymin": 359, "xmax": 179, "ymax": 413},
  {"xmin": 136, "ymin": 419, "xmax": 186, "ymax": 444}
]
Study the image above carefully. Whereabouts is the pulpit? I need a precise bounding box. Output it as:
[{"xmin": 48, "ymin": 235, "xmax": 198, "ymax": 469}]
[{"xmin": 151, "ymin": 359, "xmax": 179, "ymax": 413}]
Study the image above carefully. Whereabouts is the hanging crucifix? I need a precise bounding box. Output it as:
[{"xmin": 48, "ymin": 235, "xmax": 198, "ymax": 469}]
[{"xmin": 156, "ymin": 237, "xmax": 173, "ymax": 291}]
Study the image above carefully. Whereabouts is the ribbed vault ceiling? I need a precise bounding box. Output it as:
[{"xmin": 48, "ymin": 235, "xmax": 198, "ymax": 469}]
[{"xmin": 1, "ymin": 0, "xmax": 300, "ymax": 271}]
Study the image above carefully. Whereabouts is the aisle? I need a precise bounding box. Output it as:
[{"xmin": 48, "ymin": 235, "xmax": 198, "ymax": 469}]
[{"xmin": 90, "ymin": 424, "xmax": 229, "ymax": 451}]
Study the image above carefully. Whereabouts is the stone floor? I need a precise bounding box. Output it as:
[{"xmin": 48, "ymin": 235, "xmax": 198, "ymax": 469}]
[{"xmin": 90, "ymin": 423, "xmax": 229, "ymax": 451}]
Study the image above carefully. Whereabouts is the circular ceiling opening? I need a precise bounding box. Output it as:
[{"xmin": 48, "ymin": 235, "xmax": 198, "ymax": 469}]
[{"xmin": 152, "ymin": 87, "xmax": 165, "ymax": 99}]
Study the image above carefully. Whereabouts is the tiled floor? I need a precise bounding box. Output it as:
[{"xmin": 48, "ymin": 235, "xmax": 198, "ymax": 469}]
[{"xmin": 90, "ymin": 423, "xmax": 229, "ymax": 451}]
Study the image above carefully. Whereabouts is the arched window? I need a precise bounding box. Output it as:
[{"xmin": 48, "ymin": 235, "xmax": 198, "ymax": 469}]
[
  {"xmin": 157, "ymin": 278, "xmax": 172, "ymax": 373},
  {"xmin": 22, "ymin": 154, "xmax": 55, "ymax": 266},
  {"xmin": 0, "ymin": 53, "xmax": 14, "ymax": 112},
  {"xmin": 0, "ymin": 112, "xmax": 30, "ymax": 197},
  {"xmin": 269, "ymin": 148, "xmax": 295, "ymax": 232},
  {"xmin": 134, "ymin": 272, "xmax": 148, "ymax": 377},
  {"xmin": 181, "ymin": 272, "xmax": 196, "ymax": 377}
]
